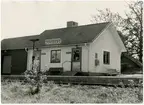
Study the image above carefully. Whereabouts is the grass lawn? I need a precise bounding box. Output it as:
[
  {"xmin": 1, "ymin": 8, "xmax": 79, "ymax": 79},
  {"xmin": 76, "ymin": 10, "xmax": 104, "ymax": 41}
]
[{"xmin": 1, "ymin": 80, "xmax": 143, "ymax": 103}]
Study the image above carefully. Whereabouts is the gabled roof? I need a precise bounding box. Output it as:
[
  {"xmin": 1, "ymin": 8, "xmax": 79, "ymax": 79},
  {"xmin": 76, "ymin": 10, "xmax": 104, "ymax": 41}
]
[
  {"xmin": 1, "ymin": 22, "xmax": 111, "ymax": 50},
  {"xmin": 1, "ymin": 35, "xmax": 40, "ymax": 50},
  {"xmin": 40, "ymin": 22, "xmax": 110, "ymax": 46}
]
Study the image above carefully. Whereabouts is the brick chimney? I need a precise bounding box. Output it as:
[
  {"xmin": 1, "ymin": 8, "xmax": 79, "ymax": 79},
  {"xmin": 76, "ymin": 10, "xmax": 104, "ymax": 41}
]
[{"xmin": 67, "ymin": 21, "xmax": 78, "ymax": 27}]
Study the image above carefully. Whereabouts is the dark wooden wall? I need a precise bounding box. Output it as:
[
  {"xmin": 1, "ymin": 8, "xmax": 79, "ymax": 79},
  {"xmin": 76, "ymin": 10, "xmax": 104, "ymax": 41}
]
[
  {"xmin": 1, "ymin": 49, "xmax": 27, "ymax": 75},
  {"xmin": 121, "ymin": 56, "xmax": 142, "ymax": 74}
]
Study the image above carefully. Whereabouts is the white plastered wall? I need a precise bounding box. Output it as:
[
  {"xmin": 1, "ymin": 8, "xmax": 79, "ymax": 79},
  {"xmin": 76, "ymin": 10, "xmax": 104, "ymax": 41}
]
[
  {"xmin": 27, "ymin": 45, "xmax": 89, "ymax": 72},
  {"xmin": 27, "ymin": 49, "xmax": 33, "ymax": 70},
  {"xmin": 88, "ymin": 25, "xmax": 122, "ymax": 73}
]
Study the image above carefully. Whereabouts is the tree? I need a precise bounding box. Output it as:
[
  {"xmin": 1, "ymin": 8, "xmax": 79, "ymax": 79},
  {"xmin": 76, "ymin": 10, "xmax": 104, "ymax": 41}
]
[
  {"xmin": 124, "ymin": 1, "xmax": 143, "ymax": 63},
  {"xmin": 91, "ymin": 1, "xmax": 143, "ymax": 63},
  {"xmin": 91, "ymin": 8, "xmax": 125, "ymax": 31}
]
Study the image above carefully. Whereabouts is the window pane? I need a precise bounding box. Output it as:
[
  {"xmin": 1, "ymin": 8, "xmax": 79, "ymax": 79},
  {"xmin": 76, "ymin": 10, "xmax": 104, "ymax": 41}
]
[
  {"xmin": 103, "ymin": 51, "xmax": 110, "ymax": 64},
  {"xmin": 105, "ymin": 52, "xmax": 107, "ymax": 63},
  {"xmin": 51, "ymin": 50, "xmax": 61, "ymax": 63},
  {"xmin": 73, "ymin": 49, "xmax": 80, "ymax": 62},
  {"xmin": 56, "ymin": 51, "xmax": 61, "ymax": 63},
  {"xmin": 52, "ymin": 51, "xmax": 56, "ymax": 59},
  {"xmin": 107, "ymin": 52, "xmax": 110, "ymax": 64},
  {"xmin": 103, "ymin": 51, "xmax": 106, "ymax": 64}
]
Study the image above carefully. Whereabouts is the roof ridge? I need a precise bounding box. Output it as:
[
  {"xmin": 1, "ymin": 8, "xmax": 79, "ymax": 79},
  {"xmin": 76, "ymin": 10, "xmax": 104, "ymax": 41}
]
[
  {"xmin": 2, "ymin": 22, "xmax": 110, "ymax": 40},
  {"xmin": 3, "ymin": 35, "xmax": 40, "ymax": 40},
  {"xmin": 44, "ymin": 22, "xmax": 111, "ymax": 31}
]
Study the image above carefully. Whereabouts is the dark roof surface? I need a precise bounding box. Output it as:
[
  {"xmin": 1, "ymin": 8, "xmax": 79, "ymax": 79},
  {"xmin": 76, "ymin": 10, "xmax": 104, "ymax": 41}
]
[
  {"xmin": 40, "ymin": 22, "xmax": 110, "ymax": 45},
  {"xmin": 1, "ymin": 35, "xmax": 40, "ymax": 50},
  {"xmin": 1, "ymin": 22, "xmax": 110, "ymax": 50}
]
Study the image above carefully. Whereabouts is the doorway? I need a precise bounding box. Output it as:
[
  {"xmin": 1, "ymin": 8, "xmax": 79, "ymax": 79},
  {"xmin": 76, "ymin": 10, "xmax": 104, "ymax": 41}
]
[
  {"xmin": 71, "ymin": 47, "xmax": 82, "ymax": 71},
  {"xmin": 2, "ymin": 56, "xmax": 11, "ymax": 74}
]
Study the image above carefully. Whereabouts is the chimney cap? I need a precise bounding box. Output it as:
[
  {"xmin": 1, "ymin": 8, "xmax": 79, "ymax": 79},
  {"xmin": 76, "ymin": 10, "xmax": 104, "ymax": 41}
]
[{"xmin": 67, "ymin": 21, "xmax": 78, "ymax": 28}]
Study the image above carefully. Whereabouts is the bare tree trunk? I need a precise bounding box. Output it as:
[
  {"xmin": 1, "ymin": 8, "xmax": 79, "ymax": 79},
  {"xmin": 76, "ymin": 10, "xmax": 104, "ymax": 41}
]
[
  {"xmin": 139, "ymin": 37, "xmax": 143, "ymax": 63},
  {"xmin": 139, "ymin": 2, "xmax": 143, "ymax": 63}
]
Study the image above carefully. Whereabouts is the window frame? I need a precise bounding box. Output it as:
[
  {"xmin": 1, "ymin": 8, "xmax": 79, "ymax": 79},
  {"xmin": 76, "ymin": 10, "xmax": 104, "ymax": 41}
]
[
  {"xmin": 103, "ymin": 51, "xmax": 110, "ymax": 65},
  {"xmin": 50, "ymin": 49, "xmax": 61, "ymax": 63}
]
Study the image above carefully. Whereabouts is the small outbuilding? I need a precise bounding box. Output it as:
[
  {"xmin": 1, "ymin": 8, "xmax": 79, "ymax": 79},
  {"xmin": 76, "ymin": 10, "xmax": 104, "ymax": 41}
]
[
  {"xmin": 121, "ymin": 53, "xmax": 143, "ymax": 74},
  {"xmin": 1, "ymin": 35, "xmax": 40, "ymax": 75}
]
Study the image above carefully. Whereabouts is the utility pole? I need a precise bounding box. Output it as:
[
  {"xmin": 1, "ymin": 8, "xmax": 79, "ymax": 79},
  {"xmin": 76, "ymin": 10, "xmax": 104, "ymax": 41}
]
[
  {"xmin": 30, "ymin": 39, "xmax": 39, "ymax": 70},
  {"xmin": 30, "ymin": 39, "xmax": 40, "ymax": 94}
]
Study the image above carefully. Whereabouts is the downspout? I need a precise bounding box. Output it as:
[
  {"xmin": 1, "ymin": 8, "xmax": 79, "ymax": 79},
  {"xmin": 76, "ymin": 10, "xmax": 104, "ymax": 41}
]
[
  {"xmin": 84, "ymin": 43, "xmax": 90, "ymax": 73},
  {"xmin": 25, "ymin": 47, "xmax": 29, "ymax": 70}
]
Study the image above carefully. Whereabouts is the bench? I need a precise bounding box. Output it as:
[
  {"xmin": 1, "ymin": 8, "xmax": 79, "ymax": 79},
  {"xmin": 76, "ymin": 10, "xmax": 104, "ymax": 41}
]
[{"xmin": 48, "ymin": 67, "xmax": 63, "ymax": 75}]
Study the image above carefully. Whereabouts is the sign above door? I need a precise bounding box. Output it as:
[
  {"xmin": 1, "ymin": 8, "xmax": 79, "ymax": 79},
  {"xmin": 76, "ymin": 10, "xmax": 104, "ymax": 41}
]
[{"xmin": 45, "ymin": 38, "xmax": 62, "ymax": 45}]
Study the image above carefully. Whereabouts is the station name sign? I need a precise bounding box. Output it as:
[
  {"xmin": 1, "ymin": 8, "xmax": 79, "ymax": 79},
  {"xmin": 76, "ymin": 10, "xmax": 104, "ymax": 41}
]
[{"xmin": 45, "ymin": 38, "xmax": 62, "ymax": 45}]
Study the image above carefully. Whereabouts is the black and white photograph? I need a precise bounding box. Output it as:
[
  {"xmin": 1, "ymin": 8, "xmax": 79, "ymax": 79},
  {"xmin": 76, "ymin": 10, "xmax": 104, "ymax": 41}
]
[{"xmin": 1, "ymin": 0, "xmax": 143, "ymax": 103}]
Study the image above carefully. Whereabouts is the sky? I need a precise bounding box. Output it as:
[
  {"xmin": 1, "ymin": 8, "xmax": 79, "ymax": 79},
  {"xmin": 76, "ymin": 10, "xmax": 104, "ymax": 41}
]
[{"xmin": 1, "ymin": 0, "xmax": 132, "ymax": 39}]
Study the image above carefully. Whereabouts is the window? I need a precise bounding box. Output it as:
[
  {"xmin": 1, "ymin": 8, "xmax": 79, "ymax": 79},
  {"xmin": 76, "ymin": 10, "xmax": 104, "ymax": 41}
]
[
  {"xmin": 103, "ymin": 51, "xmax": 110, "ymax": 64},
  {"xmin": 51, "ymin": 50, "xmax": 61, "ymax": 63},
  {"xmin": 73, "ymin": 49, "xmax": 80, "ymax": 62}
]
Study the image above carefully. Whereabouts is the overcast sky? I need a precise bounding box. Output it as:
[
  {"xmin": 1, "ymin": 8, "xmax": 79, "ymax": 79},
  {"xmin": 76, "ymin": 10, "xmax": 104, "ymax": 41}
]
[{"xmin": 1, "ymin": 0, "xmax": 132, "ymax": 39}]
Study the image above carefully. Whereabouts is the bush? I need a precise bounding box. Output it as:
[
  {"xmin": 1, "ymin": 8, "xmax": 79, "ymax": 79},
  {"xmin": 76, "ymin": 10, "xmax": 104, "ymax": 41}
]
[{"xmin": 24, "ymin": 62, "xmax": 47, "ymax": 95}]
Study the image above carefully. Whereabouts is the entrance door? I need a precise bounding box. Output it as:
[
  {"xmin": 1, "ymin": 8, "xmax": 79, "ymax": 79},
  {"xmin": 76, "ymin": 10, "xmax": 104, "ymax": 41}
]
[
  {"xmin": 71, "ymin": 47, "xmax": 82, "ymax": 71},
  {"xmin": 3, "ymin": 56, "xmax": 11, "ymax": 74}
]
